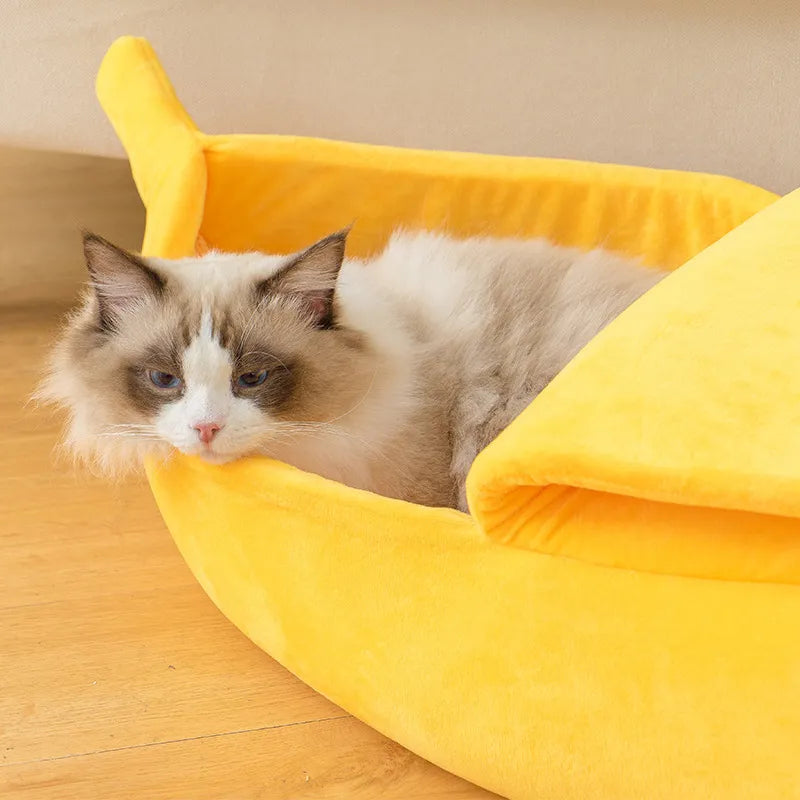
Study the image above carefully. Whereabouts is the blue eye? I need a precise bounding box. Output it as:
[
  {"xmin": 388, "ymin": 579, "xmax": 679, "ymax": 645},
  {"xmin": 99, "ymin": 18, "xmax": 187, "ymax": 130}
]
[
  {"xmin": 148, "ymin": 370, "xmax": 182, "ymax": 389},
  {"xmin": 237, "ymin": 369, "xmax": 269, "ymax": 388}
]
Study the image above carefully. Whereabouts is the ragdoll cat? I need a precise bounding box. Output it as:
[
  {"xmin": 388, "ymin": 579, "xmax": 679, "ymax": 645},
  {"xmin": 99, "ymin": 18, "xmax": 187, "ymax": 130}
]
[{"xmin": 40, "ymin": 228, "xmax": 664, "ymax": 510}]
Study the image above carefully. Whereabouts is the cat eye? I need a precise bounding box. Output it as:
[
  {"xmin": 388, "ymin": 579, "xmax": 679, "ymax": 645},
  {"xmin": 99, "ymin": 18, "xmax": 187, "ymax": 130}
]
[
  {"xmin": 148, "ymin": 370, "xmax": 182, "ymax": 389},
  {"xmin": 236, "ymin": 369, "xmax": 269, "ymax": 388}
]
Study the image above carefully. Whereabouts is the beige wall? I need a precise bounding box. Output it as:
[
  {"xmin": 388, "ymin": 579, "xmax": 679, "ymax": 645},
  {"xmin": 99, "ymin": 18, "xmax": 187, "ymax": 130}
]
[{"xmin": 1, "ymin": 1, "xmax": 799, "ymax": 193}]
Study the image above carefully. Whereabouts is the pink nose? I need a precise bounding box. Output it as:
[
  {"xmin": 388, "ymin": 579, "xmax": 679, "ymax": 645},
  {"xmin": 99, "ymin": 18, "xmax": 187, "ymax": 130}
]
[{"xmin": 193, "ymin": 422, "xmax": 222, "ymax": 444}]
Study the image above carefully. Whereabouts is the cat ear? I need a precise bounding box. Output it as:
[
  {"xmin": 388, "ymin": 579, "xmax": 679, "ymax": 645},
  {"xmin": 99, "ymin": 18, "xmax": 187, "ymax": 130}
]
[
  {"xmin": 257, "ymin": 229, "xmax": 349, "ymax": 328},
  {"xmin": 83, "ymin": 232, "xmax": 164, "ymax": 330}
]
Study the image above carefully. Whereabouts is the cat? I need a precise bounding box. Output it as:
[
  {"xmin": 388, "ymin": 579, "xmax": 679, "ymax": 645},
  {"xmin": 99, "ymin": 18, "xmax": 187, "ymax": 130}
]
[{"xmin": 39, "ymin": 228, "xmax": 665, "ymax": 510}]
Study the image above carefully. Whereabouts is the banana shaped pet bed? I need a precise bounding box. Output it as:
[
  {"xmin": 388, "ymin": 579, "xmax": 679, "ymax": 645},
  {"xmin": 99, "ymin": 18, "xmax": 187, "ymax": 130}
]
[{"xmin": 97, "ymin": 37, "xmax": 800, "ymax": 800}]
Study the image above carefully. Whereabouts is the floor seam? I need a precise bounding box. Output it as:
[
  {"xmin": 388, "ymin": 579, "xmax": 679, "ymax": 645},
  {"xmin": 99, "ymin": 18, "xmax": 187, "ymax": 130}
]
[{"xmin": 1, "ymin": 713, "xmax": 353, "ymax": 767}]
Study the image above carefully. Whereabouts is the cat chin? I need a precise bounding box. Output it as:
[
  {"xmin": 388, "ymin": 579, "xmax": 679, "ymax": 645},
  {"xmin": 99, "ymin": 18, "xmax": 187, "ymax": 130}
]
[{"xmin": 191, "ymin": 449, "xmax": 241, "ymax": 465}]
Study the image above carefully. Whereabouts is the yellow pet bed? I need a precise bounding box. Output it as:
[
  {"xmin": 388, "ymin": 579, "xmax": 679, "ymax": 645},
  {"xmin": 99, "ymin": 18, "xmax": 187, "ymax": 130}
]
[{"xmin": 98, "ymin": 37, "xmax": 800, "ymax": 799}]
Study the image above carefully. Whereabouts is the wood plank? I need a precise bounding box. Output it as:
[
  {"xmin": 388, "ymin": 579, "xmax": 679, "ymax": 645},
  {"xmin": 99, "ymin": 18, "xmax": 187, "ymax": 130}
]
[
  {"xmin": 1, "ymin": 590, "xmax": 342, "ymax": 764},
  {"xmin": 1, "ymin": 716, "xmax": 501, "ymax": 800}
]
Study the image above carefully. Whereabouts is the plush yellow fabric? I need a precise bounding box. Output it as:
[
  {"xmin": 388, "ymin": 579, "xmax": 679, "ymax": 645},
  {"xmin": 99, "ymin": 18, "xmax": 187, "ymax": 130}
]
[
  {"xmin": 468, "ymin": 187, "xmax": 800, "ymax": 584},
  {"xmin": 98, "ymin": 37, "xmax": 800, "ymax": 800}
]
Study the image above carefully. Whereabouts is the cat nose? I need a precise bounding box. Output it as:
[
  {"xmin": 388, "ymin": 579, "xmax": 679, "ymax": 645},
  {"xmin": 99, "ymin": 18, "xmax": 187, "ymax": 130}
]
[{"xmin": 193, "ymin": 422, "xmax": 223, "ymax": 444}]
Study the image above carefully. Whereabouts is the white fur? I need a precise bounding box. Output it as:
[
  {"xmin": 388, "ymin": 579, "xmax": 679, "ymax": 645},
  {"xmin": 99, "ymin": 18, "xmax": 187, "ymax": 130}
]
[{"xmin": 149, "ymin": 251, "xmax": 287, "ymax": 296}]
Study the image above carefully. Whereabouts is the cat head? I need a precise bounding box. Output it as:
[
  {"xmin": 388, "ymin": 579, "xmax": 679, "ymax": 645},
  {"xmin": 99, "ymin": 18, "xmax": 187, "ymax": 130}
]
[{"xmin": 38, "ymin": 229, "xmax": 379, "ymax": 475}]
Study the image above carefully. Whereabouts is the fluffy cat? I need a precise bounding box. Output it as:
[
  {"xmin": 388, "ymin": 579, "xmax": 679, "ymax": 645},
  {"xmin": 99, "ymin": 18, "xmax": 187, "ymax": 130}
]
[{"xmin": 40, "ymin": 228, "xmax": 664, "ymax": 510}]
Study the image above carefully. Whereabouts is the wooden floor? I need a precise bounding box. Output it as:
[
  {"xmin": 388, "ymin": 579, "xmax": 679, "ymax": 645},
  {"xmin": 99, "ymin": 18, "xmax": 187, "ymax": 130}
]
[{"xmin": 0, "ymin": 306, "xmax": 500, "ymax": 799}]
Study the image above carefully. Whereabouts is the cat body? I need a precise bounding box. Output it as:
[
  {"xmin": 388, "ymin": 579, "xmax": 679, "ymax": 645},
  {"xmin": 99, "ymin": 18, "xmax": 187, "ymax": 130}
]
[{"xmin": 41, "ymin": 229, "xmax": 664, "ymax": 510}]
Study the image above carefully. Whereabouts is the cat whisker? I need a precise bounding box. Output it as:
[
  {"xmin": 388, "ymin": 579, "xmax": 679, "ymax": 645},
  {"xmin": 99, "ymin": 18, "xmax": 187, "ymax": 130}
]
[
  {"xmin": 96, "ymin": 434, "xmax": 162, "ymax": 440},
  {"xmin": 102, "ymin": 424, "xmax": 158, "ymax": 432},
  {"xmin": 96, "ymin": 429, "xmax": 162, "ymax": 440},
  {"xmin": 261, "ymin": 420, "xmax": 387, "ymax": 459}
]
